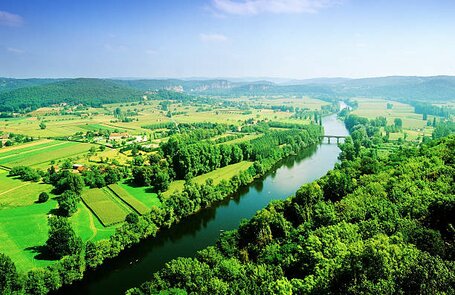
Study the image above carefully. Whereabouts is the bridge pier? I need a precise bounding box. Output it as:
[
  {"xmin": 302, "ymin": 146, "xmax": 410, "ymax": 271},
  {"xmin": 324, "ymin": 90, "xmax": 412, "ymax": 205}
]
[{"xmin": 320, "ymin": 135, "xmax": 347, "ymax": 144}]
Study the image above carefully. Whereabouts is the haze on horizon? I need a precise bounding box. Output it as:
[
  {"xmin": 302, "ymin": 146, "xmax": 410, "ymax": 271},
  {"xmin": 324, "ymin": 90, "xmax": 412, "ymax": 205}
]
[{"xmin": 1, "ymin": 0, "xmax": 455, "ymax": 79}]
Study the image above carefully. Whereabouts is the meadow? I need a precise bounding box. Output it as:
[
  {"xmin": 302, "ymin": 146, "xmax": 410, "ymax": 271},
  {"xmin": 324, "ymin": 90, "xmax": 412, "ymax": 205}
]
[
  {"xmin": 81, "ymin": 188, "xmax": 131, "ymax": 226},
  {"xmin": 352, "ymin": 98, "xmax": 435, "ymax": 140},
  {"xmin": 163, "ymin": 161, "xmax": 254, "ymax": 197},
  {"xmin": 0, "ymin": 140, "xmax": 97, "ymax": 169}
]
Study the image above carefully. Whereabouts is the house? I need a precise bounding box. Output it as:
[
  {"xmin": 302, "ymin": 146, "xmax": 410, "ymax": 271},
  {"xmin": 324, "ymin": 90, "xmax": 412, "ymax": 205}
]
[
  {"xmin": 72, "ymin": 164, "xmax": 85, "ymax": 172},
  {"xmin": 0, "ymin": 133, "xmax": 9, "ymax": 145},
  {"xmin": 109, "ymin": 132, "xmax": 130, "ymax": 141},
  {"xmin": 134, "ymin": 135, "xmax": 148, "ymax": 143}
]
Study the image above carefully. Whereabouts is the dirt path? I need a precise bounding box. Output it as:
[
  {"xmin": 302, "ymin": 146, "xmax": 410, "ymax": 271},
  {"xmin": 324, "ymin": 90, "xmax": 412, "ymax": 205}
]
[
  {"xmin": 87, "ymin": 208, "xmax": 98, "ymax": 241},
  {"xmin": 0, "ymin": 182, "xmax": 31, "ymax": 196}
]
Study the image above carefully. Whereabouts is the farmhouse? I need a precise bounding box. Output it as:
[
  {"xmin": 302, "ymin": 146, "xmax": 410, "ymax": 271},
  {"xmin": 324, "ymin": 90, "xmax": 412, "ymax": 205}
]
[
  {"xmin": 109, "ymin": 132, "xmax": 130, "ymax": 141},
  {"xmin": 72, "ymin": 164, "xmax": 86, "ymax": 172},
  {"xmin": 134, "ymin": 135, "xmax": 147, "ymax": 142}
]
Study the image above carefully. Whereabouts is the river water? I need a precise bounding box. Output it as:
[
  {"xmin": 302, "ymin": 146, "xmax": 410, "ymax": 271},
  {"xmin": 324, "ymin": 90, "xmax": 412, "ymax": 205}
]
[{"xmin": 57, "ymin": 112, "xmax": 349, "ymax": 295}]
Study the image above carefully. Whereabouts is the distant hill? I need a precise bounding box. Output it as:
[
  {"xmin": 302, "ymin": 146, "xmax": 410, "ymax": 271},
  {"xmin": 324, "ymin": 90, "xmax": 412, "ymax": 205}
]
[
  {"xmin": 1, "ymin": 75, "xmax": 454, "ymax": 113},
  {"xmin": 0, "ymin": 78, "xmax": 142, "ymax": 112},
  {"xmin": 0, "ymin": 78, "xmax": 63, "ymax": 93},
  {"xmin": 112, "ymin": 76, "xmax": 455, "ymax": 102},
  {"xmin": 335, "ymin": 76, "xmax": 455, "ymax": 101}
]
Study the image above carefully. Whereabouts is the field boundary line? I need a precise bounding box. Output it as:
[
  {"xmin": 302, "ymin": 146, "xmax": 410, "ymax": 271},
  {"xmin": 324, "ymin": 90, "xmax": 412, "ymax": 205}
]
[
  {"xmin": 80, "ymin": 197, "xmax": 109, "ymax": 227},
  {"xmin": 106, "ymin": 185, "xmax": 147, "ymax": 215},
  {"xmin": 0, "ymin": 141, "xmax": 69, "ymax": 161},
  {"xmin": 0, "ymin": 182, "xmax": 31, "ymax": 196}
]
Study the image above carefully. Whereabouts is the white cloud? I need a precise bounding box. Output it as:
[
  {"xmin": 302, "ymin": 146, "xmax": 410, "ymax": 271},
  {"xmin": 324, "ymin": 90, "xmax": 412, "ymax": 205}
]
[
  {"xmin": 200, "ymin": 33, "xmax": 229, "ymax": 43},
  {"xmin": 211, "ymin": 0, "xmax": 339, "ymax": 15},
  {"xmin": 0, "ymin": 10, "xmax": 24, "ymax": 27},
  {"xmin": 6, "ymin": 47, "xmax": 25, "ymax": 54}
]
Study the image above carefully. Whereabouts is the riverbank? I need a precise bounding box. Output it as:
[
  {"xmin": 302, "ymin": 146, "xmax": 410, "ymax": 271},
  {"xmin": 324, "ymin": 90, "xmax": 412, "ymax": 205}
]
[{"xmin": 53, "ymin": 114, "xmax": 348, "ymax": 295}]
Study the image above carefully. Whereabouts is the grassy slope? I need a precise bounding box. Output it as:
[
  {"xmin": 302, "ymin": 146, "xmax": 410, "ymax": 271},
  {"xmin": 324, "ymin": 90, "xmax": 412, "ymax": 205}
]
[
  {"xmin": 118, "ymin": 181, "xmax": 161, "ymax": 208},
  {"xmin": 0, "ymin": 172, "xmax": 54, "ymax": 208},
  {"xmin": 163, "ymin": 161, "xmax": 253, "ymax": 197}
]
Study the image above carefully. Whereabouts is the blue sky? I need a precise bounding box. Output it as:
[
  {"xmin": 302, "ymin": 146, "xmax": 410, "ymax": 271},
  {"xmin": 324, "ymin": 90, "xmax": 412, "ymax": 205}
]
[{"xmin": 1, "ymin": 0, "xmax": 454, "ymax": 78}]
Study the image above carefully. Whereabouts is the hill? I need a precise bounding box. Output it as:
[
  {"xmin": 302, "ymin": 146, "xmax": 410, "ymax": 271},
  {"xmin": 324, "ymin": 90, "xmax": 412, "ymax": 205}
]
[
  {"xmin": 0, "ymin": 78, "xmax": 62, "ymax": 93},
  {"xmin": 0, "ymin": 78, "xmax": 142, "ymax": 112},
  {"xmin": 335, "ymin": 76, "xmax": 455, "ymax": 101}
]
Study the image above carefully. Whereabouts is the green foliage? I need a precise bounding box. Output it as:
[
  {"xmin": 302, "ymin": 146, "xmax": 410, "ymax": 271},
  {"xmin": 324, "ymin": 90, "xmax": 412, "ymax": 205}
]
[
  {"xmin": 38, "ymin": 192, "xmax": 50, "ymax": 203},
  {"xmin": 129, "ymin": 130, "xmax": 455, "ymax": 295},
  {"xmin": 55, "ymin": 172, "xmax": 85, "ymax": 195},
  {"xmin": 45, "ymin": 216, "xmax": 83, "ymax": 259},
  {"xmin": 58, "ymin": 190, "xmax": 80, "ymax": 216},
  {"xmin": 0, "ymin": 253, "xmax": 21, "ymax": 294},
  {"xmin": 0, "ymin": 78, "xmax": 142, "ymax": 112},
  {"xmin": 9, "ymin": 165, "xmax": 41, "ymax": 182}
]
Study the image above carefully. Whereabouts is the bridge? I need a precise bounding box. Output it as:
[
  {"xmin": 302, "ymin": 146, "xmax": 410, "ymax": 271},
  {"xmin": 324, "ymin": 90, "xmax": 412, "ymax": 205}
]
[{"xmin": 320, "ymin": 135, "xmax": 347, "ymax": 144}]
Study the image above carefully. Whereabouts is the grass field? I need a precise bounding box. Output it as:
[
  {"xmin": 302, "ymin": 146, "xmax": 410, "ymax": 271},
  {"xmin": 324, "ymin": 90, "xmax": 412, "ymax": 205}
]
[
  {"xmin": 0, "ymin": 140, "xmax": 97, "ymax": 169},
  {"xmin": 0, "ymin": 199, "xmax": 58, "ymax": 272},
  {"xmin": 81, "ymin": 188, "xmax": 131, "ymax": 226},
  {"xmin": 163, "ymin": 161, "xmax": 253, "ymax": 197},
  {"xmin": 352, "ymin": 98, "xmax": 435, "ymax": 140},
  {"xmin": 118, "ymin": 181, "xmax": 161, "ymax": 208},
  {"xmin": 108, "ymin": 184, "xmax": 150, "ymax": 214},
  {"xmin": 70, "ymin": 203, "xmax": 117, "ymax": 242},
  {"xmin": 0, "ymin": 173, "xmax": 54, "ymax": 208},
  {"xmin": 0, "ymin": 198, "xmax": 117, "ymax": 272}
]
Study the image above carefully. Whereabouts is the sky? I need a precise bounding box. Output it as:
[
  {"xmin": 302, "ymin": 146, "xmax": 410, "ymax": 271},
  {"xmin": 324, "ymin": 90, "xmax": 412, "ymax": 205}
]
[{"xmin": 0, "ymin": 0, "xmax": 455, "ymax": 79}]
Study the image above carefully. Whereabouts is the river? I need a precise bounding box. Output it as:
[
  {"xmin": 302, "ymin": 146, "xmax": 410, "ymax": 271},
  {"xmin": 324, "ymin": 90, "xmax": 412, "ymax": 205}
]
[{"xmin": 57, "ymin": 112, "xmax": 349, "ymax": 295}]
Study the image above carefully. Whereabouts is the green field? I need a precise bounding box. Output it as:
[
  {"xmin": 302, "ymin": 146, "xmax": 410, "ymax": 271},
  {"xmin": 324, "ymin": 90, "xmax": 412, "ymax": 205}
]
[
  {"xmin": 0, "ymin": 199, "xmax": 58, "ymax": 272},
  {"xmin": 108, "ymin": 184, "xmax": 150, "ymax": 214},
  {"xmin": 164, "ymin": 161, "xmax": 254, "ymax": 197},
  {"xmin": 81, "ymin": 188, "xmax": 131, "ymax": 226},
  {"xmin": 352, "ymin": 98, "xmax": 435, "ymax": 140},
  {"xmin": 117, "ymin": 181, "xmax": 161, "ymax": 208},
  {"xmin": 0, "ymin": 140, "xmax": 97, "ymax": 169},
  {"xmin": 0, "ymin": 173, "xmax": 54, "ymax": 208},
  {"xmin": 70, "ymin": 203, "xmax": 117, "ymax": 242}
]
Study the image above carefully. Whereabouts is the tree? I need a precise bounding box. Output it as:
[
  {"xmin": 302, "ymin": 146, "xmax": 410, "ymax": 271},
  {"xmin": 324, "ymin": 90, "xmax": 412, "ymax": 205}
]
[
  {"xmin": 394, "ymin": 118, "xmax": 403, "ymax": 129},
  {"xmin": 104, "ymin": 166, "xmax": 121, "ymax": 185},
  {"xmin": 154, "ymin": 169, "xmax": 170, "ymax": 192},
  {"xmin": 125, "ymin": 212, "xmax": 139, "ymax": 224},
  {"xmin": 0, "ymin": 253, "xmax": 20, "ymax": 294},
  {"xmin": 58, "ymin": 190, "xmax": 80, "ymax": 216},
  {"xmin": 39, "ymin": 122, "xmax": 47, "ymax": 130},
  {"xmin": 46, "ymin": 216, "xmax": 82, "ymax": 259},
  {"xmin": 387, "ymin": 103, "xmax": 393, "ymax": 109},
  {"xmin": 56, "ymin": 172, "xmax": 84, "ymax": 195},
  {"xmin": 38, "ymin": 192, "xmax": 50, "ymax": 203}
]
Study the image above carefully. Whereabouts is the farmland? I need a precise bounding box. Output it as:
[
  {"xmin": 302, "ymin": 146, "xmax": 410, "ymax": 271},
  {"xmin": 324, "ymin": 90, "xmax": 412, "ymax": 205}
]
[
  {"xmin": 81, "ymin": 188, "xmax": 131, "ymax": 226},
  {"xmin": 351, "ymin": 98, "xmax": 435, "ymax": 140},
  {"xmin": 163, "ymin": 161, "xmax": 254, "ymax": 197},
  {"xmin": 0, "ymin": 172, "xmax": 53, "ymax": 208},
  {"xmin": 108, "ymin": 184, "xmax": 150, "ymax": 215},
  {"xmin": 0, "ymin": 140, "xmax": 97, "ymax": 169}
]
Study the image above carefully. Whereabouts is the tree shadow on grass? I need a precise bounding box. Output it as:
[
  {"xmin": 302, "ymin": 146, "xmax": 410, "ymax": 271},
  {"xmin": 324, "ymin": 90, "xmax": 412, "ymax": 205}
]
[
  {"xmin": 47, "ymin": 208, "xmax": 62, "ymax": 216},
  {"xmin": 24, "ymin": 245, "xmax": 57, "ymax": 261}
]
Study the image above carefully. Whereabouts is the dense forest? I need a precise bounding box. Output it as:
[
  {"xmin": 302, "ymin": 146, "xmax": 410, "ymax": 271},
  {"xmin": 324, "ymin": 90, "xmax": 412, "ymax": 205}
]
[
  {"xmin": 0, "ymin": 78, "xmax": 142, "ymax": 112},
  {"xmin": 127, "ymin": 116, "xmax": 455, "ymax": 295}
]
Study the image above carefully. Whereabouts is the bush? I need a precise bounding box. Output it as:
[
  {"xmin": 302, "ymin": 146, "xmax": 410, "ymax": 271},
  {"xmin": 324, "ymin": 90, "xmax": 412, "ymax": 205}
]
[{"xmin": 38, "ymin": 192, "xmax": 50, "ymax": 203}]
